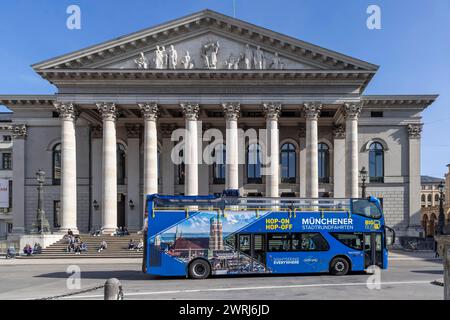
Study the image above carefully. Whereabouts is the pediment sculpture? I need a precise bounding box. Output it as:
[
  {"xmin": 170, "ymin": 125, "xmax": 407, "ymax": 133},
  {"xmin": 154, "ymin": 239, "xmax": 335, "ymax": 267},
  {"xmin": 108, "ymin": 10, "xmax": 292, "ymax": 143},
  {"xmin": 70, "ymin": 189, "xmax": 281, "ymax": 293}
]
[{"xmin": 132, "ymin": 40, "xmax": 285, "ymax": 71}]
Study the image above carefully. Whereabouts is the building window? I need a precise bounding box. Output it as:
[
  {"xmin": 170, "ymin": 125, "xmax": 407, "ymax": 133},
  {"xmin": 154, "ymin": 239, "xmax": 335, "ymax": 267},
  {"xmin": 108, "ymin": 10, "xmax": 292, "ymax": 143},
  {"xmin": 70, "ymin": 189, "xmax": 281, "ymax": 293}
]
[
  {"xmin": 117, "ymin": 143, "xmax": 126, "ymax": 185},
  {"xmin": 280, "ymin": 143, "xmax": 296, "ymax": 183},
  {"xmin": 247, "ymin": 144, "xmax": 262, "ymax": 184},
  {"xmin": 369, "ymin": 142, "xmax": 384, "ymax": 183},
  {"xmin": 318, "ymin": 143, "xmax": 330, "ymax": 183},
  {"xmin": 2, "ymin": 153, "xmax": 11, "ymax": 170},
  {"xmin": 421, "ymin": 194, "xmax": 426, "ymax": 202},
  {"xmin": 2, "ymin": 135, "xmax": 11, "ymax": 142},
  {"xmin": 371, "ymin": 111, "xmax": 384, "ymax": 118},
  {"xmin": 213, "ymin": 144, "xmax": 226, "ymax": 184},
  {"xmin": 178, "ymin": 149, "xmax": 185, "ymax": 185},
  {"xmin": 427, "ymin": 194, "xmax": 432, "ymax": 203},
  {"xmin": 53, "ymin": 200, "xmax": 61, "ymax": 229},
  {"xmin": 8, "ymin": 180, "xmax": 12, "ymax": 210},
  {"xmin": 52, "ymin": 144, "xmax": 61, "ymax": 185},
  {"xmin": 435, "ymin": 194, "xmax": 439, "ymax": 202}
]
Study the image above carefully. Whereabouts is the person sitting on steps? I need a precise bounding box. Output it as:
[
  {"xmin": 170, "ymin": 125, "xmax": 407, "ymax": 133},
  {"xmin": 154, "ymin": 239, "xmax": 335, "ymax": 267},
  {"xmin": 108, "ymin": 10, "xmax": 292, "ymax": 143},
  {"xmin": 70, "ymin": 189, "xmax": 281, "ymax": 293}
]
[{"xmin": 97, "ymin": 240, "xmax": 108, "ymax": 252}]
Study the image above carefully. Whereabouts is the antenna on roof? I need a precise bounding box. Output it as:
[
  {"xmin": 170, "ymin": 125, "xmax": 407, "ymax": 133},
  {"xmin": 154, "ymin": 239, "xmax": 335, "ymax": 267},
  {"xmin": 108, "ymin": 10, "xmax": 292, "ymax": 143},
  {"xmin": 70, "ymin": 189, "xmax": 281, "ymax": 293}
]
[{"xmin": 233, "ymin": 0, "xmax": 236, "ymax": 18}]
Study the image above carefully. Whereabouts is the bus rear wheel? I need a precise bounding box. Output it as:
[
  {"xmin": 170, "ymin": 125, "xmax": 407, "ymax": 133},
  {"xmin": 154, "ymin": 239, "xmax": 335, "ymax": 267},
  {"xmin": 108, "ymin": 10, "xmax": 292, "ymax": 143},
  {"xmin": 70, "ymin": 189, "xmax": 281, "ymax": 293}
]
[
  {"xmin": 330, "ymin": 257, "xmax": 350, "ymax": 276},
  {"xmin": 188, "ymin": 259, "xmax": 211, "ymax": 279}
]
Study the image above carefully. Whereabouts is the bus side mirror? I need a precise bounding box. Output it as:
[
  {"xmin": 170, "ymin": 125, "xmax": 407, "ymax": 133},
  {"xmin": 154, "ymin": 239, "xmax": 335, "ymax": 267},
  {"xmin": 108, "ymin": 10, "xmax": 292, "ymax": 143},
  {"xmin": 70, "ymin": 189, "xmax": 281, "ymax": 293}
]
[{"xmin": 385, "ymin": 226, "xmax": 396, "ymax": 246}]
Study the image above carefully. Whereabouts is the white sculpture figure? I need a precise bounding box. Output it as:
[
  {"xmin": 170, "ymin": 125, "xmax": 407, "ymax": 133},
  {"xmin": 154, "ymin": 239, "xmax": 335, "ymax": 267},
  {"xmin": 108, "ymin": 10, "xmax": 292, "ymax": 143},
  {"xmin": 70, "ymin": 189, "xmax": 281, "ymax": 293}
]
[
  {"xmin": 225, "ymin": 53, "xmax": 235, "ymax": 70},
  {"xmin": 168, "ymin": 45, "xmax": 178, "ymax": 69},
  {"xmin": 201, "ymin": 40, "xmax": 220, "ymax": 69},
  {"xmin": 181, "ymin": 51, "xmax": 194, "ymax": 69},
  {"xmin": 155, "ymin": 46, "xmax": 164, "ymax": 69},
  {"xmin": 254, "ymin": 46, "xmax": 265, "ymax": 70},
  {"xmin": 134, "ymin": 52, "xmax": 149, "ymax": 69},
  {"xmin": 161, "ymin": 46, "xmax": 168, "ymax": 68},
  {"xmin": 243, "ymin": 44, "xmax": 253, "ymax": 69},
  {"xmin": 210, "ymin": 41, "xmax": 219, "ymax": 69},
  {"xmin": 270, "ymin": 52, "xmax": 283, "ymax": 70}
]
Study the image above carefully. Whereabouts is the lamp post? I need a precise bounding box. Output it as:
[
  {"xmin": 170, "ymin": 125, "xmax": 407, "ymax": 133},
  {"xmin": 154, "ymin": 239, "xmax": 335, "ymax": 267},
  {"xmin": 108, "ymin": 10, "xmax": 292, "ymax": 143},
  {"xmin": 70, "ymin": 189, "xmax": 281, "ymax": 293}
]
[
  {"xmin": 437, "ymin": 180, "xmax": 446, "ymax": 235},
  {"xmin": 359, "ymin": 167, "xmax": 368, "ymax": 198},
  {"xmin": 31, "ymin": 169, "xmax": 51, "ymax": 234}
]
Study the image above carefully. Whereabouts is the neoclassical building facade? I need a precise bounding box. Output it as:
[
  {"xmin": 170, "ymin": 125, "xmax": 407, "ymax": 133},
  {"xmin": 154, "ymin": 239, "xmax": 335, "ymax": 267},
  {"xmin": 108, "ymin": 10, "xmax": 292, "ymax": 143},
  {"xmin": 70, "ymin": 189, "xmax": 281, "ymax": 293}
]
[{"xmin": 0, "ymin": 10, "xmax": 437, "ymax": 240}]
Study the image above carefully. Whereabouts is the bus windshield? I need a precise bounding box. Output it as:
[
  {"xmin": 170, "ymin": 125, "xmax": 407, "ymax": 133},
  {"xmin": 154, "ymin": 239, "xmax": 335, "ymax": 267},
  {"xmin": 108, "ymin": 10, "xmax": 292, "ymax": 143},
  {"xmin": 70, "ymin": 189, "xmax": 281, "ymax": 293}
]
[{"xmin": 351, "ymin": 199, "xmax": 382, "ymax": 219}]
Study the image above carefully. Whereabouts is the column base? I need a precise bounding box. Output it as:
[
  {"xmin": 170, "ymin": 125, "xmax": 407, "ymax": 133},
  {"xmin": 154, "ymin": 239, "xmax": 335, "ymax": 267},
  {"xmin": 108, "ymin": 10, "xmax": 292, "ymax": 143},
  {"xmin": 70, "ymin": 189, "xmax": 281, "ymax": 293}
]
[
  {"xmin": 101, "ymin": 227, "xmax": 117, "ymax": 235},
  {"xmin": 56, "ymin": 227, "xmax": 79, "ymax": 235}
]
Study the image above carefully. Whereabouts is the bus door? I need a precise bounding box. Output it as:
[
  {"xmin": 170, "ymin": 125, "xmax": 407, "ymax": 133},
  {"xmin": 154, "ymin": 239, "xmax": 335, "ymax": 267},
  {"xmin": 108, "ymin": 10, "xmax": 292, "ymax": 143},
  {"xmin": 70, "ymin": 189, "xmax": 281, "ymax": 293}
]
[
  {"xmin": 364, "ymin": 233, "xmax": 383, "ymax": 268},
  {"xmin": 238, "ymin": 234, "xmax": 266, "ymax": 265}
]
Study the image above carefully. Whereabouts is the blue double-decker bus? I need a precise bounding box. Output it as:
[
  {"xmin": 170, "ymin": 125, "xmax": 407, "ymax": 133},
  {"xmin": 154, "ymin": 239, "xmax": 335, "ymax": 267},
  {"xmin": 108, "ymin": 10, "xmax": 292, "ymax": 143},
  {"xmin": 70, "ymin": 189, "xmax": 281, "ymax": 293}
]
[{"xmin": 143, "ymin": 191, "xmax": 395, "ymax": 279}]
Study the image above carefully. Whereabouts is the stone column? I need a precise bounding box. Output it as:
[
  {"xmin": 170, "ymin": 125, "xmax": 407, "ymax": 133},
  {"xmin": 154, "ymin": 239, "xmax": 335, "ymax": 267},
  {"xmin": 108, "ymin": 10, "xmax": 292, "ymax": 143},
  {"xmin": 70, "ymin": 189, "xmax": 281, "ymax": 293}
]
[
  {"xmin": 344, "ymin": 103, "xmax": 362, "ymax": 198},
  {"xmin": 298, "ymin": 127, "xmax": 306, "ymax": 198},
  {"xmin": 126, "ymin": 124, "xmax": 141, "ymax": 231},
  {"xmin": 304, "ymin": 103, "xmax": 322, "ymax": 198},
  {"xmin": 181, "ymin": 103, "xmax": 200, "ymax": 196},
  {"xmin": 333, "ymin": 125, "xmax": 346, "ymax": 198},
  {"xmin": 139, "ymin": 103, "xmax": 159, "ymax": 197},
  {"xmin": 10, "ymin": 124, "xmax": 27, "ymax": 235},
  {"xmin": 408, "ymin": 124, "xmax": 423, "ymax": 233},
  {"xmin": 54, "ymin": 103, "xmax": 78, "ymax": 233},
  {"xmin": 97, "ymin": 103, "xmax": 118, "ymax": 233},
  {"xmin": 91, "ymin": 126, "xmax": 102, "ymax": 231},
  {"xmin": 223, "ymin": 102, "xmax": 240, "ymax": 190},
  {"xmin": 161, "ymin": 125, "xmax": 176, "ymax": 195},
  {"xmin": 263, "ymin": 103, "xmax": 282, "ymax": 197}
]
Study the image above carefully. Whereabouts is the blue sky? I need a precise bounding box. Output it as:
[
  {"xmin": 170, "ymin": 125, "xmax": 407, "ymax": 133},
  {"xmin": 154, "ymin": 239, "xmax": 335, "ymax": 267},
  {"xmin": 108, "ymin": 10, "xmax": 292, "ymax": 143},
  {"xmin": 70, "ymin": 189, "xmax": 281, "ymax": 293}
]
[{"xmin": 0, "ymin": 0, "xmax": 449, "ymax": 177}]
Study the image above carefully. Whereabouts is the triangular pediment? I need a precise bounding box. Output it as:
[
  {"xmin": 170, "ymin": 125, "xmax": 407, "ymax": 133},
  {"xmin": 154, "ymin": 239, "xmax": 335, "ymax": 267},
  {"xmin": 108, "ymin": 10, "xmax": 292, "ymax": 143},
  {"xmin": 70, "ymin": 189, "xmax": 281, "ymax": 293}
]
[{"xmin": 32, "ymin": 9, "xmax": 378, "ymax": 72}]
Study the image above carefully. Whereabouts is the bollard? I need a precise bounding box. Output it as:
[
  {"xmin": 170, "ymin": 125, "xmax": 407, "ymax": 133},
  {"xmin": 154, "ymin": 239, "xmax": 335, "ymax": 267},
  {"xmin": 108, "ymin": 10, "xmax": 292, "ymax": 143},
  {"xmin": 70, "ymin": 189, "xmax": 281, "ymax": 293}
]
[
  {"xmin": 104, "ymin": 278, "xmax": 123, "ymax": 300},
  {"xmin": 445, "ymin": 243, "xmax": 450, "ymax": 301}
]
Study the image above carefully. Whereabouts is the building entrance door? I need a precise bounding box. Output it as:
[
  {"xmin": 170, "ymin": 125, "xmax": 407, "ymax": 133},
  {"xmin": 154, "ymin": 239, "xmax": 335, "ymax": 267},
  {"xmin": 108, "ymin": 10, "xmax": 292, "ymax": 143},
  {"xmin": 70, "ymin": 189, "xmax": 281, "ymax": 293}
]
[{"xmin": 117, "ymin": 194, "xmax": 126, "ymax": 228}]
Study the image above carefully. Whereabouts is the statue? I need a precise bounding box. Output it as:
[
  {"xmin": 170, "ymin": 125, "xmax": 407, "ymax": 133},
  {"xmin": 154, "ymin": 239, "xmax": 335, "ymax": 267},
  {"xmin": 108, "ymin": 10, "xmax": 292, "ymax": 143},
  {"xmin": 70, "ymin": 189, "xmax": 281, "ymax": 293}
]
[
  {"xmin": 181, "ymin": 51, "xmax": 195, "ymax": 69},
  {"xmin": 243, "ymin": 44, "xmax": 253, "ymax": 69},
  {"xmin": 201, "ymin": 40, "xmax": 220, "ymax": 69},
  {"xmin": 254, "ymin": 46, "xmax": 265, "ymax": 70},
  {"xmin": 270, "ymin": 52, "xmax": 284, "ymax": 70},
  {"xmin": 155, "ymin": 46, "xmax": 165, "ymax": 69},
  {"xmin": 168, "ymin": 45, "xmax": 178, "ymax": 69},
  {"xmin": 134, "ymin": 52, "xmax": 149, "ymax": 69}
]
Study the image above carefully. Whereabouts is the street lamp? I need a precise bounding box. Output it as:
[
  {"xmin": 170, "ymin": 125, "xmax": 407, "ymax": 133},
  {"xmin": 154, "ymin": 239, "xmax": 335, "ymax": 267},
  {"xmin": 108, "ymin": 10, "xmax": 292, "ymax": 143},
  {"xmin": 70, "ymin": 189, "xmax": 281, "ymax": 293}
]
[
  {"xmin": 359, "ymin": 167, "xmax": 368, "ymax": 198},
  {"xmin": 437, "ymin": 180, "xmax": 446, "ymax": 235},
  {"xmin": 31, "ymin": 169, "xmax": 51, "ymax": 234}
]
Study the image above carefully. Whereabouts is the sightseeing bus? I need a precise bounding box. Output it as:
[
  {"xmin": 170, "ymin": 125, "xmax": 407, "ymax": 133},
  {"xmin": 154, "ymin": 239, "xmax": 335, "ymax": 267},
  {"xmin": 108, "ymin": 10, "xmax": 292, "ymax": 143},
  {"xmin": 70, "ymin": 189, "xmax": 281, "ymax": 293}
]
[{"xmin": 142, "ymin": 190, "xmax": 395, "ymax": 279}]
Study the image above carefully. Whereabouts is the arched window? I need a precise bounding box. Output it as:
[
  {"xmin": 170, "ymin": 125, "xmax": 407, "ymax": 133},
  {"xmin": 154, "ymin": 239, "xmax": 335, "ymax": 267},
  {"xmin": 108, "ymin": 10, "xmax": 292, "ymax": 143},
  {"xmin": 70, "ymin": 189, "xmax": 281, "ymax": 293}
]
[
  {"xmin": 422, "ymin": 215, "xmax": 429, "ymax": 236},
  {"xmin": 178, "ymin": 149, "xmax": 185, "ymax": 185},
  {"xmin": 318, "ymin": 143, "xmax": 330, "ymax": 183},
  {"xmin": 213, "ymin": 144, "xmax": 226, "ymax": 184},
  {"xmin": 247, "ymin": 144, "xmax": 262, "ymax": 184},
  {"xmin": 421, "ymin": 194, "xmax": 426, "ymax": 202},
  {"xmin": 369, "ymin": 142, "xmax": 384, "ymax": 183},
  {"xmin": 52, "ymin": 143, "xmax": 61, "ymax": 185},
  {"xmin": 281, "ymin": 143, "xmax": 296, "ymax": 183},
  {"xmin": 429, "ymin": 213, "xmax": 437, "ymax": 236},
  {"xmin": 117, "ymin": 143, "xmax": 126, "ymax": 185},
  {"xmin": 427, "ymin": 194, "xmax": 432, "ymax": 203},
  {"xmin": 435, "ymin": 194, "xmax": 440, "ymax": 202}
]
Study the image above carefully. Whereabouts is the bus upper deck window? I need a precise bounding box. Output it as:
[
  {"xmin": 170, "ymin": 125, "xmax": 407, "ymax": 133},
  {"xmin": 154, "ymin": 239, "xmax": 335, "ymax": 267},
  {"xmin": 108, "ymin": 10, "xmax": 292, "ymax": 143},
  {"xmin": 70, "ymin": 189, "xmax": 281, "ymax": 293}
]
[{"xmin": 351, "ymin": 199, "xmax": 382, "ymax": 219}]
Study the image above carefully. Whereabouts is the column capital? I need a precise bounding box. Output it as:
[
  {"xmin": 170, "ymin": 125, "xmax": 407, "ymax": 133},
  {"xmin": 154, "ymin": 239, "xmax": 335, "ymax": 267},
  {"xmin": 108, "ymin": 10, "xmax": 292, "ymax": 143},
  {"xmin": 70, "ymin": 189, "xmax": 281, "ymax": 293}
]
[
  {"xmin": 222, "ymin": 102, "xmax": 241, "ymax": 121},
  {"xmin": 303, "ymin": 102, "xmax": 322, "ymax": 120},
  {"xmin": 96, "ymin": 102, "xmax": 118, "ymax": 120},
  {"xmin": 160, "ymin": 124, "xmax": 177, "ymax": 138},
  {"xmin": 126, "ymin": 124, "xmax": 141, "ymax": 138},
  {"xmin": 91, "ymin": 125, "xmax": 103, "ymax": 139},
  {"xmin": 138, "ymin": 103, "xmax": 159, "ymax": 121},
  {"xmin": 54, "ymin": 102, "xmax": 79, "ymax": 121},
  {"xmin": 181, "ymin": 103, "xmax": 200, "ymax": 121},
  {"xmin": 263, "ymin": 102, "xmax": 282, "ymax": 121},
  {"xmin": 343, "ymin": 103, "xmax": 362, "ymax": 120},
  {"xmin": 408, "ymin": 124, "xmax": 423, "ymax": 139},
  {"xmin": 332, "ymin": 124, "xmax": 346, "ymax": 139},
  {"xmin": 11, "ymin": 124, "xmax": 27, "ymax": 139}
]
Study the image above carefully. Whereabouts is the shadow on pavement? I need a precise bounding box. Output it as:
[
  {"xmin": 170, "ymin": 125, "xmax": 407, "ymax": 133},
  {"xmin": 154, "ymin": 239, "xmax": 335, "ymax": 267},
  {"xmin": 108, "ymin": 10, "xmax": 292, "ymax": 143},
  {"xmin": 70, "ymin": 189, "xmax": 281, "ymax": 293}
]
[{"xmin": 410, "ymin": 270, "xmax": 443, "ymax": 275}]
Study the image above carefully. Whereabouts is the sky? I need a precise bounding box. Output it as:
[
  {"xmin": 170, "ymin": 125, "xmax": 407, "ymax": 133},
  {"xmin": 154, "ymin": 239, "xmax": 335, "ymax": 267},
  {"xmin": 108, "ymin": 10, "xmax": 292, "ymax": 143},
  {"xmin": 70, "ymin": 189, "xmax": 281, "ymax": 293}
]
[{"xmin": 0, "ymin": 0, "xmax": 449, "ymax": 177}]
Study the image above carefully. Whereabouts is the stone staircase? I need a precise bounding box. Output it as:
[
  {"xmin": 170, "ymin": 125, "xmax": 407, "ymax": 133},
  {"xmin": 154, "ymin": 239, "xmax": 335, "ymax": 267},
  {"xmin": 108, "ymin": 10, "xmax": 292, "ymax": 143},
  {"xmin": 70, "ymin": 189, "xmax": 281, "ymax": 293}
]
[{"xmin": 18, "ymin": 233, "xmax": 144, "ymax": 259}]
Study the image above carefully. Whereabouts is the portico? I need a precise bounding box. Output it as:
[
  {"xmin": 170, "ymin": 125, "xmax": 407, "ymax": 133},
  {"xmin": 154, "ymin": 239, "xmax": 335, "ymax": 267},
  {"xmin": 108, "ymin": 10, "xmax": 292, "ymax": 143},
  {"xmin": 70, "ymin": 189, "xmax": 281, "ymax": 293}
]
[{"xmin": 0, "ymin": 10, "xmax": 438, "ymax": 242}]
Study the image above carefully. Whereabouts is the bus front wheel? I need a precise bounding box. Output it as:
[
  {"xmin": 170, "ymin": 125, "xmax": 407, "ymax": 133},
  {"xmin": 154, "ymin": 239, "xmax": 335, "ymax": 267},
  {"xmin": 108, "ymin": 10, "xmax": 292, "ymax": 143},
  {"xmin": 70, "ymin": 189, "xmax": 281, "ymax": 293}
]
[
  {"xmin": 188, "ymin": 259, "xmax": 211, "ymax": 279},
  {"xmin": 330, "ymin": 257, "xmax": 350, "ymax": 276}
]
